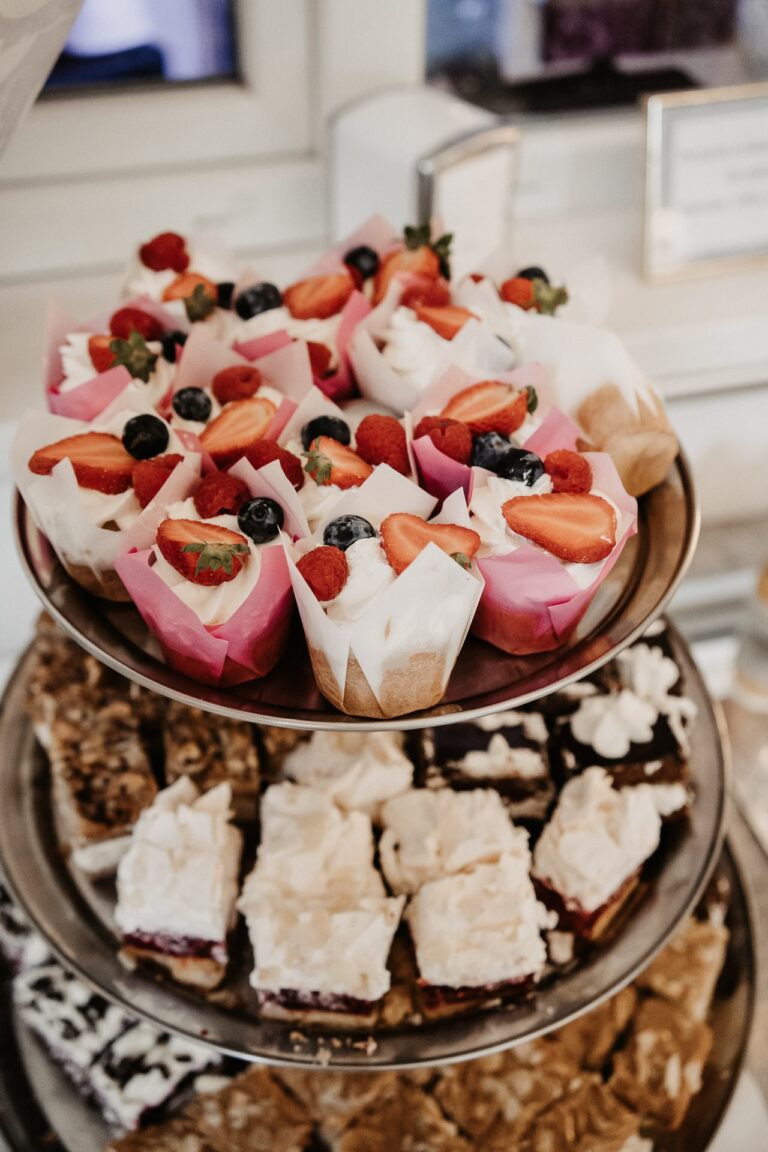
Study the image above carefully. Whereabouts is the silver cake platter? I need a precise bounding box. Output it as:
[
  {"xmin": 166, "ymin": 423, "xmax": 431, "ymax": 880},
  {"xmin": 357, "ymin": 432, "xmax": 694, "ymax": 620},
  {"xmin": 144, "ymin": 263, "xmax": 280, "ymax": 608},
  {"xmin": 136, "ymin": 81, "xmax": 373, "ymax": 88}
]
[
  {"xmin": 0, "ymin": 843, "xmax": 754, "ymax": 1151},
  {"xmin": 0, "ymin": 626, "xmax": 727, "ymax": 1071},
  {"xmin": 13, "ymin": 449, "xmax": 699, "ymax": 731}
]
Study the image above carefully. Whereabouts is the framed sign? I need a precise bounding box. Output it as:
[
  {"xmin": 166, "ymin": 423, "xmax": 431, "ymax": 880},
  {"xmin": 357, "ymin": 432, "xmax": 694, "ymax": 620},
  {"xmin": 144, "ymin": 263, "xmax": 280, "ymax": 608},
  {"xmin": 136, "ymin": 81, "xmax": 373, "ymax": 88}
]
[{"xmin": 644, "ymin": 82, "xmax": 768, "ymax": 281}]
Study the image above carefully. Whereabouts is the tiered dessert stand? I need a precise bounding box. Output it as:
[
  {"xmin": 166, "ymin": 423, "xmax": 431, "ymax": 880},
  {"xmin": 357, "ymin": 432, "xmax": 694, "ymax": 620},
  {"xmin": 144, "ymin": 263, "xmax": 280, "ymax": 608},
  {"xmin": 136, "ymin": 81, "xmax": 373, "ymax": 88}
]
[{"xmin": 0, "ymin": 447, "xmax": 756, "ymax": 1148}]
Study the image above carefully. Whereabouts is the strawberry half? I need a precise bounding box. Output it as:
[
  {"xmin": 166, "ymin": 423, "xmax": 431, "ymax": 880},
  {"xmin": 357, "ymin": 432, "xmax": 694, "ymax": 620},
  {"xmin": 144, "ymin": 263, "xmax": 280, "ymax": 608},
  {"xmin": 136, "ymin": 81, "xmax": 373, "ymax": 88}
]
[
  {"xmin": 354, "ymin": 414, "xmax": 409, "ymax": 475},
  {"xmin": 307, "ymin": 341, "xmax": 333, "ymax": 378},
  {"xmin": 156, "ymin": 519, "xmax": 250, "ymax": 586},
  {"xmin": 303, "ymin": 436, "xmax": 372, "ymax": 489},
  {"xmin": 440, "ymin": 380, "xmax": 528, "ymax": 437},
  {"xmin": 414, "ymin": 304, "xmax": 473, "ymax": 341},
  {"xmin": 132, "ymin": 453, "xmax": 184, "ymax": 509},
  {"xmin": 502, "ymin": 493, "xmax": 616, "ymax": 563},
  {"xmin": 162, "ymin": 271, "xmax": 217, "ymax": 303},
  {"xmin": 245, "ymin": 440, "xmax": 304, "ymax": 490},
  {"xmin": 283, "ymin": 272, "xmax": 354, "ymax": 321},
  {"xmin": 373, "ymin": 245, "xmax": 440, "ymax": 305},
  {"xmin": 109, "ymin": 307, "xmax": 163, "ymax": 342},
  {"xmin": 500, "ymin": 276, "xmax": 568, "ymax": 315},
  {"xmin": 544, "ymin": 450, "xmax": 593, "ymax": 495},
  {"xmin": 139, "ymin": 231, "xmax": 189, "ymax": 273},
  {"xmin": 88, "ymin": 334, "xmax": 117, "ymax": 374},
  {"xmin": 211, "ymin": 364, "xmax": 263, "ymax": 406},
  {"xmin": 400, "ymin": 277, "xmax": 451, "ymax": 309},
  {"xmin": 380, "ymin": 513, "xmax": 480, "ymax": 575},
  {"xmin": 296, "ymin": 545, "xmax": 348, "ymax": 601},
  {"xmin": 200, "ymin": 396, "xmax": 277, "ymax": 469},
  {"xmin": 29, "ymin": 432, "xmax": 135, "ymax": 494}
]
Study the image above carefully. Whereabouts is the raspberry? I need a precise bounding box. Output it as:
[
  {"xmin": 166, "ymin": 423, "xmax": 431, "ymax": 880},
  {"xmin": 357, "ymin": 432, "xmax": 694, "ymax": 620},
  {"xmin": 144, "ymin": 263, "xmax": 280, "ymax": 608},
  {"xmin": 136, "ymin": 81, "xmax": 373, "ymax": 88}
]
[
  {"xmin": 139, "ymin": 231, "xmax": 189, "ymax": 273},
  {"xmin": 193, "ymin": 472, "xmax": 250, "ymax": 519},
  {"xmin": 354, "ymin": 414, "xmax": 409, "ymax": 475},
  {"xmin": 211, "ymin": 364, "xmax": 263, "ymax": 405},
  {"xmin": 413, "ymin": 416, "xmax": 472, "ymax": 465},
  {"xmin": 296, "ymin": 545, "xmax": 348, "ymax": 601},
  {"xmin": 131, "ymin": 453, "xmax": 183, "ymax": 509},
  {"xmin": 109, "ymin": 307, "xmax": 164, "ymax": 342},
  {"xmin": 544, "ymin": 450, "xmax": 593, "ymax": 495},
  {"xmin": 245, "ymin": 439, "xmax": 304, "ymax": 491},
  {"xmin": 307, "ymin": 340, "xmax": 333, "ymax": 378},
  {"xmin": 400, "ymin": 277, "xmax": 451, "ymax": 309}
]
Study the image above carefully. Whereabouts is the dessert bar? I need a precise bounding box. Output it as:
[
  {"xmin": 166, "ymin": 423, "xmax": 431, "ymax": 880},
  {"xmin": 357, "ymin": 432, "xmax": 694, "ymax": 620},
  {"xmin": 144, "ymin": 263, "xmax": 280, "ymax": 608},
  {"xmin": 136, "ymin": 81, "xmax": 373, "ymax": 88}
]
[
  {"xmin": 546, "ymin": 985, "xmax": 638, "ymax": 1070},
  {"xmin": 281, "ymin": 730, "xmax": 413, "ymax": 820},
  {"xmin": 163, "ymin": 701, "xmax": 261, "ymax": 820},
  {"xmin": 192, "ymin": 1065, "xmax": 312, "ymax": 1152},
  {"xmin": 0, "ymin": 880, "xmax": 49, "ymax": 972},
  {"xmin": 636, "ymin": 917, "xmax": 729, "ymax": 1021},
  {"xmin": 274, "ymin": 1068, "xmax": 399, "ymax": 1139},
  {"xmin": 521, "ymin": 1077, "xmax": 651, "ymax": 1151},
  {"xmin": 335, "ymin": 1080, "xmax": 471, "ymax": 1152}
]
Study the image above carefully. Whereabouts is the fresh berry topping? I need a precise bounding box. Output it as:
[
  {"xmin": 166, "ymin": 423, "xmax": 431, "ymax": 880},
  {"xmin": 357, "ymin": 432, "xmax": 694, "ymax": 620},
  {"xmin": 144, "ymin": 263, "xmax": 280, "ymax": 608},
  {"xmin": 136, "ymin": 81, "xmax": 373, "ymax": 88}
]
[
  {"xmin": 413, "ymin": 415, "xmax": 473, "ymax": 465},
  {"xmin": 237, "ymin": 497, "xmax": 284, "ymax": 544},
  {"xmin": 88, "ymin": 334, "xmax": 116, "ymax": 374},
  {"xmin": 413, "ymin": 304, "xmax": 473, "ymax": 341},
  {"xmin": 500, "ymin": 275, "xmax": 568, "ymax": 315},
  {"xmin": 172, "ymin": 387, "xmax": 212, "ymax": 423},
  {"xmin": 468, "ymin": 273, "xmax": 487, "ymax": 283},
  {"xmin": 323, "ymin": 515, "xmax": 376, "ymax": 552},
  {"xmin": 373, "ymin": 244, "xmax": 440, "ymax": 305},
  {"xmin": 109, "ymin": 307, "xmax": 163, "ymax": 342},
  {"xmin": 380, "ymin": 513, "xmax": 480, "ymax": 576},
  {"xmin": 440, "ymin": 380, "xmax": 528, "ymax": 436},
  {"xmin": 303, "ymin": 436, "xmax": 372, "ymax": 489},
  {"xmin": 110, "ymin": 332, "xmax": 159, "ymax": 383},
  {"xmin": 211, "ymin": 364, "xmax": 263, "ymax": 406},
  {"xmin": 403, "ymin": 223, "xmax": 453, "ymax": 277},
  {"xmin": 354, "ymin": 414, "xmax": 409, "ymax": 475},
  {"xmin": 400, "ymin": 277, "xmax": 452, "ymax": 309},
  {"xmin": 495, "ymin": 447, "xmax": 545, "ymax": 485},
  {"xmin": 160, "ymin": 329, "xmax": 187, "ymax": 363},
  {"xmin": 343, "ymin": 245, "xmax": 380, "ymax": 282},
  {"xmin": 193, "ymin": 472, "xmax": 249, "ymax": 519},
  {"xmin": 297, "ymin": 545, "xmax": 349, "ymax": 601},
  {"xmin": 122, "ymin": 414, "xmax": 170, "ymax": 460},
  {"xmin": 516, "ymin": 265, "xmax": 550, "ymax": 284},
  {"xmin": 471, "ymin": 430, "xmax": 512, "ymax": 471},
  {"xmin": 283, "ymin": 272, "xmax": 354, "ymax": 320},
  {"xmin": 199, "ymin": 396, "xmax": 277, "ymax": 469},
  {"xmin": 502, "ymin": 493, "xmax": 616, "ymax": 563},
  {"xmin": 162, "ymin": 274, "xmax": 218, "ymax": 322},
  {"xmin": 156, "ymin": 519, "xmax": 249, "ymax": 585},
  {"xmin": 307, "ymin": 341, "xmax": 333, "ymax": 378},
  {"xmin": 29, "ymin": 432, "xmax": 134, "ymax": 494},
  {"xmin": 131, "ymin": 453, "xmax": 183, "ymax": 509},
  {"xmin": 216, "ymin": 281, "xmax": 235, "ymax": 309},
  {"xmin": 244, "ymin": 440, "xmax": 304, "ymax": 491},
  {"xmin": 545, "ymin": 449, "xmax": 593, "ymax": 494},
  {"xmin": 139, "ymin": 232, "xmax": 189, "ymax": 273},
  {"xmin": 235, "ymin": 282, "xmax": 283, "ymax": 320},
  {"xmin": 300, "ymin": 415, "xmax": 350, "ymax": 451}
]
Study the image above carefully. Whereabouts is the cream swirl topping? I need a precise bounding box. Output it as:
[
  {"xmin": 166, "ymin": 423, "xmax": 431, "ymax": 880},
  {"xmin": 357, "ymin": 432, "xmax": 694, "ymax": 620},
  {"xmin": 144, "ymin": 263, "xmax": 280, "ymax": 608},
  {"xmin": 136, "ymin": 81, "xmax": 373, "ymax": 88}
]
[
  {"xmin": 324, "ymin": 537, "xmax": 395, "ymax": 622},
  {"xmin": 569, "ymin": 690, "xmax": 658, "ymax": 759},
  {"xmin": 282, "ymin": 730, "xmax": 412, "ymax": 819}
]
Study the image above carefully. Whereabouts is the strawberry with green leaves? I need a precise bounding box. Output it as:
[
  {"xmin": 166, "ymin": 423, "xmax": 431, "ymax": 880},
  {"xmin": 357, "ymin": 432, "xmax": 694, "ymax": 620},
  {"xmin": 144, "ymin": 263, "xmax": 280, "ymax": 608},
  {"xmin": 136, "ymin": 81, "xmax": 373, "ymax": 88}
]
[
  {"xmin": 109, "ymin": 331, "xmax": 160, "ymax": 384},
  {"xmin": 303, "ymin": 436, "xmax": 372, "ymax": 489},
  {"xmin": 373, "ymin": 224, "xmax": 453, "ymax": 304},
  {"xmin": 156, "ymin": 519, "xmax": 250, "ymax": 586}
]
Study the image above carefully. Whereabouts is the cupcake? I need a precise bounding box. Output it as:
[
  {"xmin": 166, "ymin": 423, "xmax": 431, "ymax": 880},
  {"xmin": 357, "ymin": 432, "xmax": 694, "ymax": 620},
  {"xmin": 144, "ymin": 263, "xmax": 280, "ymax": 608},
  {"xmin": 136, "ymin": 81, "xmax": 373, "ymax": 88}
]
[
  {"xmin": 287, "ymin": 467, "xmax": 483, "ymax": 718},
  {"xmin": 114, "ymin": 455, "xmax": 305, "ymax": 684},
  {"xmin": 13, "ymin": 397, "xmax": 202, "ymax": 601},
  {"xmin": 469, "ymin": 408, "xmax": 638, "ymax": 655}
]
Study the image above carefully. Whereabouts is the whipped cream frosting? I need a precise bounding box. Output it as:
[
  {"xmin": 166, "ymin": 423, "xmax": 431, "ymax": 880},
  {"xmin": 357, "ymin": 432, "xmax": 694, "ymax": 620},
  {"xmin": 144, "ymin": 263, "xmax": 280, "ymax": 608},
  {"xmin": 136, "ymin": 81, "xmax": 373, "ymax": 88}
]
[
  {"xmin": 123, "ymin": 243, "xmax": 237, "ymax": 303},
  {"xmin": 115, "ymin": 778, "xmax": 242, "ymax": 943},
  {"xmin": 325, "ymin": 536, "xmax": 395, "ymax": 622},
  {"xmin": 569, "ymin": 690, "xmax": 658, "ymax": 760},
  {"xmin": 470, "ymin": 474, "xmax": 553, "ymax": 557},
  {"xmin": 380, "ymin": 787, "xmax": 524, "ymax": 895},
  {"xmin": 645, "ymin": 782, "xmax": 690, "ymax": 818},
  {"xmin": 616, "ymin": 643, "xmax": 696, "ymax": 754},
  {"xmin": 407, "ymin": 854, "xmax": 554, "ymax": 988},
  {"xmin": 150, "ymin": 496, "xmax": 265, "ymax": 627},
  {"xmin": 380, "ymin": 307, "xmax": 452, "ymax": 395},
  {"xmin": 233, "ymin": 309, "xmax": 342, "ymax": 367},
  {"xmin": 532, "ymin": 767, "xmax": 662, "ymax": 913},
  {"xmin": 282, "ymin": 730, "xmax": 413, "ymax": 819},
  {"xmin": 452, "ymin": 710, "xmax": 549, "ymax": 780},
  {"xmin": 58, "ymin": 332, "xmax": 176, "ymax": 403}
]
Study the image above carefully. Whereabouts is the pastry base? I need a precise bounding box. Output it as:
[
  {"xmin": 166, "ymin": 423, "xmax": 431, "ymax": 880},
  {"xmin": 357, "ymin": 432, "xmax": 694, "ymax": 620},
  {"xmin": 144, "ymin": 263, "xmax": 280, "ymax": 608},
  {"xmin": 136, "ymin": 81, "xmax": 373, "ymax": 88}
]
[
  {"xmin": 60, "ymin": 558, "xmax": 131, "ymax": 602},
  {"xmin": 309, "ymin": 646, "xmax": 449, "ymax": 719},
  {"xmin": 120, "ymin": 944, "xmax": 226, "ymax": 992},
  {"xmin": 534, "ymin": 872, "xmax": 641, "ymax": 942}
]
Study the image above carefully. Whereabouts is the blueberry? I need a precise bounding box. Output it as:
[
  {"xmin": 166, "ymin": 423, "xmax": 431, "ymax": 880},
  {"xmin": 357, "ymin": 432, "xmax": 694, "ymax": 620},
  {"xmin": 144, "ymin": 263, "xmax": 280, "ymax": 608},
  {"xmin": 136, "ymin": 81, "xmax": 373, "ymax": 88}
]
[
  {"xmin": 516, "ymin": 265, "xmax": 550, "ymax": 284},
  {"xmin": 122, "ymin": 414, "xmax": 169, "ymax": 460},
  {"xmin": 216, "ymin": 281, "xmax": 235, "ymax": 310},
  {"xmin": 300, "ymin": 416, "xmax": 351, "ymax": 451},
  {"xmin": 344, "ymin": 244, "xmax": 379, "ymax": 281},
  {"xmin": 471, "ymin": 431, "xmax": 512, "ymax": 471},
  {"xmin": 235, "ymin": 282, "xmax": 283, "ymax": 320},
  {"xmin": 323, "ymin": 515, "xmax": 376, "ymax": 552},
  {"xmin": 172, "ymin": 387, "xmax": 212, "ymax": 423},
  {"xmin": 238, "ymin": 497, "xmax": 284, "ymax": 544},
  {"xmin": 160, "ymin": 330, "xmax": 187, "ymax": 363},
  {"xmin": 497, "ymin": 447, "xmax": 545, "ymax": 485}
]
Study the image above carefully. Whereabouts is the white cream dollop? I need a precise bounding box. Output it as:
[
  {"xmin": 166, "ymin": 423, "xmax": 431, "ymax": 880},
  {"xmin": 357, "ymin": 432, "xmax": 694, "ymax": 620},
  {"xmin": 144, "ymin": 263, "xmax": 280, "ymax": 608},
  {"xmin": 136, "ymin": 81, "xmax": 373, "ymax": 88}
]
[
  {"xmin": 282, "ymin": 730, "xmax": 413, "ymax": 820},
  {"xmin": 58, "ymin": 332, "xmax": 175, "ymax": 406},
  {"xmin": 325, "ymin": 536, "xmax": 395, "ymax": 623},
  {"xmin": 115, "ymin": 778, "xmax": 242, "ymax": 943},
  {"xmin": 570, "ymin": 690, "xmax": 658, "ymax": 760},
  {"xmin": 616, "ymin": 642, "xmax": 697, "ymax": 754},
  {"xmin": 533, "ymin": 767, "xmax": 662, "ymax": 913},
  {"xmin": 469, "ymin": 473, "xmax": 553, "ymax": 556},
  {"xmin": 380, "ymin": 307, "xmax": 455, "ymax": 396}
]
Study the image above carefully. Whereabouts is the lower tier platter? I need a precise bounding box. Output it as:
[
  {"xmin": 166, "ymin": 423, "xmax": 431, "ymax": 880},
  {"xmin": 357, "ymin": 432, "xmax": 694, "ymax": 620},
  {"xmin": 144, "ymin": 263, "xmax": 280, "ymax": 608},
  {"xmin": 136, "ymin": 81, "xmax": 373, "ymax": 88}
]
[{"xmin": 0, "ymin": 624, "xmax": 726, "ymax": 1070}]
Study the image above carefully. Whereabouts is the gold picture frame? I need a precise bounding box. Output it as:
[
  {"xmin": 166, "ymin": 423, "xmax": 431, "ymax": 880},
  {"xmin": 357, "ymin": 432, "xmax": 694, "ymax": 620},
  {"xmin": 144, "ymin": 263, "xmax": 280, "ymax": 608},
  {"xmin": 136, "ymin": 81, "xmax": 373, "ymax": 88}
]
[{"xmin": 643, "ymin": 81, "xmax": 768, "ymax": 282}]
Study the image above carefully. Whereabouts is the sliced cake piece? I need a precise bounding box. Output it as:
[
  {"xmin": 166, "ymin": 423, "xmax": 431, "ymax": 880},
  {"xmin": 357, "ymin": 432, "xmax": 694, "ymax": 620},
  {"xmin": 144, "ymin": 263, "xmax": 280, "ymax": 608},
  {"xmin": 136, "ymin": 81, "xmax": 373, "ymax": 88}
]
[
  {"xmin": 408, "ymin": 851, "xmax": 554, "ymax": 1018},
  {"xmin": 610, "ymin": 996, "xmax": 713, "ymax": 1130},
  {"xmin": 421, "ymin": 710, "xmax": 554, "ymax": 821},
  {"xmin": 281, "ymin": 730, "xmax": 413, "ymax": 821},
  {"xmin": 163, "ymin": 701, "xmax": 261, "ymax": 820},
  {"xmin": 0, "ymin": 881, "xmax": 49, "ymax": 971},
  {"xmin": 115, "ymin": 779, "xmax": 242, "ymax": 990},
  {"xmin": 379, "ymin": 787, "xmax": 521, "ymax": 895},
  {"xmin": 274, "ymin": 1069, "xmax": 399, "ymax": 1139},
  {"xmin": 521, "ymin": 1078, "xmax": 650, "ymax": 1151},
  {"xmin": 636, "ymin": 916, "xmax": 729, "ymax": 1021},
  {"xmin": 532, "ymin": 768, "xmax": 662, "ymax": 941},
  {"xmin": 193, "ymin": 1065, "xmax": 312, "ymax": 1152},
  {"xmin": 335, "ymin": 1080, "xmax": 471, "ymax": 1152},
  {"xmin": 546, "ymin": 985, "xmax": 638, "ymax": 1069},
  {"xmin": 13, "ymin": 962, "xmax": 131, "ymax": 1089},
  {"xmin": 90, "ymin": 1021, "xmax": 218, "ymax": 1131}
]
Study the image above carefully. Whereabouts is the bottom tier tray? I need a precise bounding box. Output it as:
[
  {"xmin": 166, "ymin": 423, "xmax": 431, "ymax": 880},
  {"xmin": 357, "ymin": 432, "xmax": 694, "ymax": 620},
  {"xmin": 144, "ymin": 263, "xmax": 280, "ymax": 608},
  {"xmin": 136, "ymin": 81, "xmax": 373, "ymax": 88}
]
[{"xmin": 0, "ymin": 622, "xmax": 727, "ymax": 1070}]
